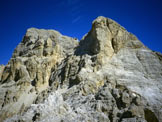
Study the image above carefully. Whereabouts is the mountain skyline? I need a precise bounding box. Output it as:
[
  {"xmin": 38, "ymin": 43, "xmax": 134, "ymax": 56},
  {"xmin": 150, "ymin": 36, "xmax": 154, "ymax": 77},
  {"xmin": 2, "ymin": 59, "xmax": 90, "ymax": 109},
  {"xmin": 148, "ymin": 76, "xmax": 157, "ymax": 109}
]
[{"xmin": 0, "ymin": 0, "xmax": 162, "ymax": 64}]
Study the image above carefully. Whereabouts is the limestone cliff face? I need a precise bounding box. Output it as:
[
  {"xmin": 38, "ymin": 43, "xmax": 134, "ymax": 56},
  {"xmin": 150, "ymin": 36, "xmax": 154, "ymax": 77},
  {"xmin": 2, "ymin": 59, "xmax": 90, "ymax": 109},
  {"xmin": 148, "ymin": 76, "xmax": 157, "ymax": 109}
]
[{"xmin": 0, "ymin": 16, "xmax": 162, "ymax": 122}]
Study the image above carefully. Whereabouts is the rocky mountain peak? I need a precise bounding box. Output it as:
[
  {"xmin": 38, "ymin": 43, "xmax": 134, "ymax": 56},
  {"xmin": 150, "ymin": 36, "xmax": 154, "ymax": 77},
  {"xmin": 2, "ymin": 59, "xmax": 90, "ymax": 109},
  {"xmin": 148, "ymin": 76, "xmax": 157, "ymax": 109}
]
[
  {"xmin": 13, "ymin": 28, "xmax": 78, "ymax": 58},
  {"xmin": 0, "ymin": 16, "xmax": 162, "ymax": 122},
  {"xmin": 76, "ymin": 16, "xmax": 142, "ymax": 65}
]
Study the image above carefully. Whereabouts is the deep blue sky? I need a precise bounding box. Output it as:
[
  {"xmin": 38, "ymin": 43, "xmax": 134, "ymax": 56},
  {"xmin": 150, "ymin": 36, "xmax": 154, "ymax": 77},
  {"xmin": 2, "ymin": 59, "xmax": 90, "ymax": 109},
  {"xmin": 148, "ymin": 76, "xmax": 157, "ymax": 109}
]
[{"xmin": 0, "ymin": 0, "xmax": 162, "ymax": 64}]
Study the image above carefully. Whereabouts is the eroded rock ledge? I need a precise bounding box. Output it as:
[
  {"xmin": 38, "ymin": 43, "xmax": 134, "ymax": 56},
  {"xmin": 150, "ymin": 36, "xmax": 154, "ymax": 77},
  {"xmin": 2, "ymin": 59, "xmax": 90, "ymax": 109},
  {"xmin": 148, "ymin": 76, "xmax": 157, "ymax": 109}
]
[{"xmin": 0, "ymin": 16, "xmax": 162, "ymax": 122}]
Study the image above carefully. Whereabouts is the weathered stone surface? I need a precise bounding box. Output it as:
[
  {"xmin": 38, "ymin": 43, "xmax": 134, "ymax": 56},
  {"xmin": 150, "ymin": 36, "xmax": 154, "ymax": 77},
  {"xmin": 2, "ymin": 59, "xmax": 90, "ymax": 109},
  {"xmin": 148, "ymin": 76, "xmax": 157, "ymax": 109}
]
[
  {"xmin": 0, "ymin": 65, "xmax": 5, "ymax": 81},
  {"xmin": 0, "ymin": 16, "xmax": 162, "ymax": 122},
  {"xmin": 0, "ymin": 28, "xmax": 78, "ymax": 121}
]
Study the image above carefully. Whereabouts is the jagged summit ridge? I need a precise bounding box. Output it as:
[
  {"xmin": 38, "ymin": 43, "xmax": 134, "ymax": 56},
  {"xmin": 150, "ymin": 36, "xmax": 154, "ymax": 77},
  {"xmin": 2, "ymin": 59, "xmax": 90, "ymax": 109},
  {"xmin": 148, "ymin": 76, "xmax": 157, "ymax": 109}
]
[
  {"xmin": 13, "ymin": 27, "xmax": 78, "ymax": 58},
  {"xmin": 0, "ymin": 16, "xmax": 162, "ymax": 122},
  {"xmin": 76, "ymin": 16, "xmax": 143, "ymax": 64}
]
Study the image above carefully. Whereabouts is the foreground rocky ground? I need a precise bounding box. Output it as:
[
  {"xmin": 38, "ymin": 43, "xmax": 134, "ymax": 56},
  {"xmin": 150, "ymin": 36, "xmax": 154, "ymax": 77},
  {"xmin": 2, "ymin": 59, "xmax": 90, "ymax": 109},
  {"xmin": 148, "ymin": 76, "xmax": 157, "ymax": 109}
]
[{"xmin": 0, "ymin": 16, "xmax": 162, "ymax": 122}]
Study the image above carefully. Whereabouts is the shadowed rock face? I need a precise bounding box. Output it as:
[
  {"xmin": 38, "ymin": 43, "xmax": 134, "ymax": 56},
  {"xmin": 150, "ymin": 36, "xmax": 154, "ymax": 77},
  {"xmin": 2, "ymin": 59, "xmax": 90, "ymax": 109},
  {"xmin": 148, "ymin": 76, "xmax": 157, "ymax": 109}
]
[{"xmin": 0, "ymin": 16, "xmax": 162, "ymax": 122}]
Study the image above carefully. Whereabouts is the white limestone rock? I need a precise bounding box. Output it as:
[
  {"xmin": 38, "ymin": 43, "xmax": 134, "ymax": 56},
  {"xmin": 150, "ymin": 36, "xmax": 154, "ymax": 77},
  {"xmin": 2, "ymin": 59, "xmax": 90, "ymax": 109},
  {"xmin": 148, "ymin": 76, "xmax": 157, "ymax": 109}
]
[{"xmin": 0, "ymin": 16, "xmax": 162, "ymax": 122}]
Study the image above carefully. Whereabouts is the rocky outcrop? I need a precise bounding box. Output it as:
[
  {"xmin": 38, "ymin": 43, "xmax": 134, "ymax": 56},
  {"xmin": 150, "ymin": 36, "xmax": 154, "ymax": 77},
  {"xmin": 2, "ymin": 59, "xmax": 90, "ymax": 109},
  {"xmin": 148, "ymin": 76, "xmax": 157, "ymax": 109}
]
[
  {"xmin": 0, "ymin": 65, "xmax": 4, "ymax": 81},
  {"xmin": 0, "ymin": 28, "xmax": 78, "ymax": 121},
  {"xmin": 0, "ymin": 16, "xmax": 162, "ymax": 122}
]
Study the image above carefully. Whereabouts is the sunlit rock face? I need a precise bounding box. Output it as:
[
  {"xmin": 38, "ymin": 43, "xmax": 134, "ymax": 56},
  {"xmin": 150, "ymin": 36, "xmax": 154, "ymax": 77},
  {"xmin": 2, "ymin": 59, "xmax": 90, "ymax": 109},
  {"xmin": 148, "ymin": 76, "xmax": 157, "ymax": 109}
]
[{"xmin": 0, "ymin": 16, "xmax": 162, "ymax": 122}]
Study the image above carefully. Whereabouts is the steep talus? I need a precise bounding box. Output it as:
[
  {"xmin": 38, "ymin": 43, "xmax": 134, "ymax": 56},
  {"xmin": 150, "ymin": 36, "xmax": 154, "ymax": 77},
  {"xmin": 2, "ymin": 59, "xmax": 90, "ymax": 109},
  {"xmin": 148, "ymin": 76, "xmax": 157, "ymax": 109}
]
[{"xmin": 0, "ymin": 16, "xmax": 162, "ymax": 122}]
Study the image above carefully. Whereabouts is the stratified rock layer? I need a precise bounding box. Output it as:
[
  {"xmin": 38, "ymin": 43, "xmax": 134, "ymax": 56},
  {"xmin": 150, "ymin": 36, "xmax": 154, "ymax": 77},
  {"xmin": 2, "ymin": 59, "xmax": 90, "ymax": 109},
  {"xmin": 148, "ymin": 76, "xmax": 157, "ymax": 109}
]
[{"xmin": 0, "ymin": 16, "xmax": 162, "ymax": 122}]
